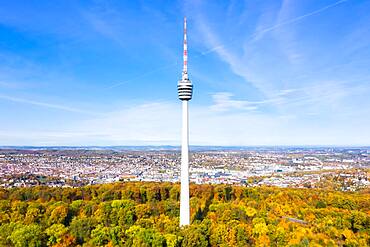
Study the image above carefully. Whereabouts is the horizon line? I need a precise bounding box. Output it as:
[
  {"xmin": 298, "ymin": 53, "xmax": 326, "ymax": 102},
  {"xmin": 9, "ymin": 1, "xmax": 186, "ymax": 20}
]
[{"xmin": 0, "ymin": 145, "xmax": 369, "ymax": 149}]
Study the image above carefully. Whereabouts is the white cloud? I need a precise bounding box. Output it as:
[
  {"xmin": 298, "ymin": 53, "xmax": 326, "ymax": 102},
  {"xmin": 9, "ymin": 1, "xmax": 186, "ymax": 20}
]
[
  {"xmin": 196, "ymin": 14, "xmax": 277, "ymax": 97},
  {"xmin": 2, "ymin": 99, "xmax": 369, "ymax": 146},
  {"xmin": 195, "ymin": 0, "xmax": 353, "ymax": 96},
  {"xmin": 0, "ymin": 94, "xmax": 97, "ymax": 115},
  {"xmin": 210, "ymin": 92, "xmax": 258, "ymax": 112}
]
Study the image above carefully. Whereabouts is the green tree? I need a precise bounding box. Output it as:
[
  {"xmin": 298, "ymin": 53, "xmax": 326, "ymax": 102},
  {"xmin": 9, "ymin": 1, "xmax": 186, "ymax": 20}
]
[
  {"xmin": 91, "ymin": 224, "xmax": 110, "ymax": 246},
  {"xmin": 45, "ymin": 223, "xmax": 68, "ymax": 245},
  {"xmin": 69, "ymin": 217, "xmax": 95, "ymax": 244},
  {"xmin": 9, "ymin": 224, "xmax": 44, "ymax": 247},
  {"xmin": 164, "ymin": 233, "xmax": 181, "ymax": 247},
  {"xmin": 181, "ymin": 225, "xmax": 209, "ymax": 247},
  {"xmin": 0, "ymin": 222, "xmax": 19, "ymax": 246}
]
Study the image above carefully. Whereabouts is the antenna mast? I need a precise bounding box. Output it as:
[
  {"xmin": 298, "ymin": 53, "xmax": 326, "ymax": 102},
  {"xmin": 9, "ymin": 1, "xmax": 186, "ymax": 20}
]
[{"xmin": 182, "ymin": 17, "xmax": 188, "ymax": 80}]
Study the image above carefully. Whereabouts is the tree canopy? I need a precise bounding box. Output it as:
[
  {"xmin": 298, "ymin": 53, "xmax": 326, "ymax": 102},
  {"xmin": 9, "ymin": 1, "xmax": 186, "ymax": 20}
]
[{"xmin": 0, "ymin": 182, "xmax": 368, "ymax": 246}]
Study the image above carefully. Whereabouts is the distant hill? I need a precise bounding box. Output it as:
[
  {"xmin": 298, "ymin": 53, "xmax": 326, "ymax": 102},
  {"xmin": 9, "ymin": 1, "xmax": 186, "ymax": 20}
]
[{"xmin": 1, "ymin": 145, "xmax": 369, "ymax": 152}]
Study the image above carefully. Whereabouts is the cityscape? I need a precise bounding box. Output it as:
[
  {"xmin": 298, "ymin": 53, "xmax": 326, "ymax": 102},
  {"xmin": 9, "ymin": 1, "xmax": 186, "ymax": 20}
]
[{"xmin": 1, "ymin": 147, "xmax": 368, "ymax": 191}]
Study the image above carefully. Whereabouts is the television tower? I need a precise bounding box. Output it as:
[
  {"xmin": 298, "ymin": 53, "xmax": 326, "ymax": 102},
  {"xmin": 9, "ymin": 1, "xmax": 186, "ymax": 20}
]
[{"xmin": 178, "ymin": 17, "xmax": 193, "ymax": 226}]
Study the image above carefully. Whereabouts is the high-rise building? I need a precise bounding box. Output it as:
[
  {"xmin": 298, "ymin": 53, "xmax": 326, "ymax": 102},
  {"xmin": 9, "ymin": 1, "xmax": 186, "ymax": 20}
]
[{"xmin": 178, "ymin": 17, "xmax": 193, "ymax": 226}]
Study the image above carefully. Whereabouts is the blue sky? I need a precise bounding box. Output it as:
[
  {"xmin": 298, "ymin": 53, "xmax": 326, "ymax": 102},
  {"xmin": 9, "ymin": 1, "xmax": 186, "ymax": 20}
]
[{"xmin": 0, "ymin": 0, "xmax": 369, "ymax": 146}]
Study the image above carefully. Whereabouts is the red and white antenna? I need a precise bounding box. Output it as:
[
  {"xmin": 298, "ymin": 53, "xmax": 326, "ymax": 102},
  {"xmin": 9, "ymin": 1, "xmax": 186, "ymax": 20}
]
[
  {"xmin": 178, "ymin": 16, "xmax": 192, "ymax": 101},
  {"xmin": 182, "ymin": 17, "xmax": 188, "ymax": 80}
]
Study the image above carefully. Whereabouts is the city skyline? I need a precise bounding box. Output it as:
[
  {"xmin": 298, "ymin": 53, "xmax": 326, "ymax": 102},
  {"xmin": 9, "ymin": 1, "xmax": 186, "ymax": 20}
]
[{"xmin": 1, "ymin": 0, "xmax": 370, "ymax": 146}]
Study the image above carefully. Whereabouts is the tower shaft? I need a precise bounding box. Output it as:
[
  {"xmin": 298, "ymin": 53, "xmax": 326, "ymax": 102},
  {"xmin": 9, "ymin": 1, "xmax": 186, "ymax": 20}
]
[{"xmin": 180, "ymin": 100, "xmax": 190, "ymax": 226}]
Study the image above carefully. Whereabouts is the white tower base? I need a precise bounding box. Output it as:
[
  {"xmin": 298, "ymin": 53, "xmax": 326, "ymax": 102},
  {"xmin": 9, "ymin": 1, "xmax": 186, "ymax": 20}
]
[{"xmin": 180, "ymin": 100, "xmax": 190, "ymax": 226}]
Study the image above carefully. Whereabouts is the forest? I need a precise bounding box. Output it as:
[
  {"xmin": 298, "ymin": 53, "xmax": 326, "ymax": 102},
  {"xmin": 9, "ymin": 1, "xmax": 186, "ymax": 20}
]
[{"xmin": 0, "ymin": 182, "xmax": 368, "ymax": 247}]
